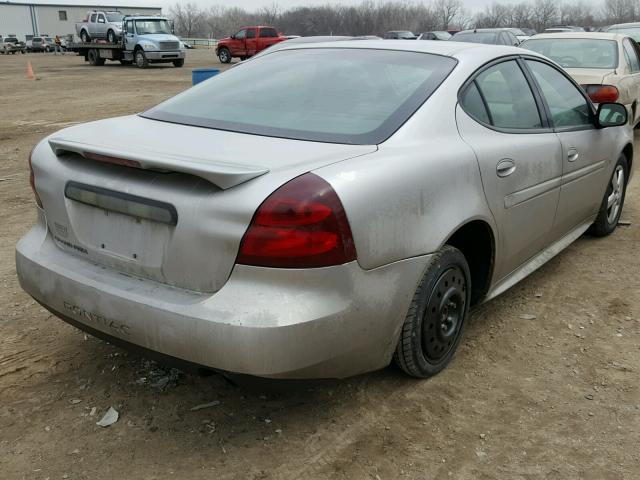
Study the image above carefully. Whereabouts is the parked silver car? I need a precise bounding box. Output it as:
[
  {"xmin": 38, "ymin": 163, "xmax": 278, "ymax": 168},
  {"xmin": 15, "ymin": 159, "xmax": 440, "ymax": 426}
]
[{"xmin": 16, "ymin": 41, "xmax": 634, "ymax": 379}]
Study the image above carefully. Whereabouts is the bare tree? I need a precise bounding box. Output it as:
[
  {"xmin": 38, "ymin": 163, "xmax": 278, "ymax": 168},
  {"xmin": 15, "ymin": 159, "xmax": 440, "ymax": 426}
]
[{"xmin": 170, "ymin": 2, "xmax": 203, "ymax": 38}]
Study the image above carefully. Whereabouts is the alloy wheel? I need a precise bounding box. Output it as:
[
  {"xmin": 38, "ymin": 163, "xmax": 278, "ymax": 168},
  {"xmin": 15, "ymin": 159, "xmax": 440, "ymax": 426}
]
[{"xmin": 606, "ymin": 165, "xmax": 625, "ymax": 224}]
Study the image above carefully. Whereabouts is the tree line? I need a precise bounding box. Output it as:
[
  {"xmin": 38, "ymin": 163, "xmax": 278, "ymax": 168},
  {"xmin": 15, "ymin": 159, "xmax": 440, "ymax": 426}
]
[{"xmin": 169, "ymin": 0, "xmax": 640, "ymax": 39}]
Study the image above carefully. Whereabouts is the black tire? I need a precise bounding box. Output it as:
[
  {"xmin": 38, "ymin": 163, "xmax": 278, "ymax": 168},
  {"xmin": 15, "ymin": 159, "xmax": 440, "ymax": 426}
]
[
  {"xmin": 173, "ymin": 59, "xmax": 184, "ymax": 67},
  {"xmin": 394, "ymin": 245, "xmax": 471, "ymax": 378},
  {"xmin": 87, "ymin": 48, "xmax": 99, "ymax": 65},
  {"xmin": 589, "ymin": 154, "xmax": 629, "ymax": 237},
  {"xmin": 134, "ymin": 49, "xmax": 149, "ymax": 68},
  {"xmin": 218, "ymin": 47, "xmax": 231, "ymax": 63},
  {"xmin": 80, "ymin": 30, "xmax": 90, "ymax": 43},
  {"xmin": 107, "ymin": 29, "xmax": 116, "ymax": 44}
]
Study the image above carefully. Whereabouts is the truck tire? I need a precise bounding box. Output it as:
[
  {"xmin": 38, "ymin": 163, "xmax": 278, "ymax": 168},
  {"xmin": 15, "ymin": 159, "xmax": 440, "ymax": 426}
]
[
  {"xmin": 218, "ymin": 47, "xmax": 231, "ymax": 63},
  {"xmin": 87, "ymin": 49, "xmax": 104, "ymax": 66},
  {"xmin": 134, "ymin": 49, "xmax": 149, "ymax": 68},
  {"xmin": 80, "ymin": 30, "xmax": 90, "ymax": 43},
  {"xmin": 173, "ymin": 59, "xmax": 184, "ymax": 68},
  {"xmin": 107, "ymin": 30, "xmax": 117, "ymax": 44}
]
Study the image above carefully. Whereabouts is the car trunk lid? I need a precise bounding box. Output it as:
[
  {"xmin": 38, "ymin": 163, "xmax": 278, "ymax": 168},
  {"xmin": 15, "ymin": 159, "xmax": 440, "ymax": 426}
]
[{"xmin": 35, "ymin": 115, "xmax": 376, "ymax": 293}]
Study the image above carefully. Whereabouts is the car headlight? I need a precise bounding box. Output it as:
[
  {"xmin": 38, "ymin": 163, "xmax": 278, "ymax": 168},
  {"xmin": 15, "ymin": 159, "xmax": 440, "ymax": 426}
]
[{"xmin": 141, "ymin": 43, "xmax": 157, "ymax": 50}]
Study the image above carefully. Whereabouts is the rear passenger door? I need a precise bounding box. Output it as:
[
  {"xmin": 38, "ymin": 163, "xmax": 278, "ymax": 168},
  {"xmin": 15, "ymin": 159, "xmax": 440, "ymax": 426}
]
[
  {"xmin": 456, "ymin": 58, "xmax": 563, "ymax": 281},
  {"xmin": 89, "ymin": 13, "xmax": 97, "ymax": 36},
  {"xmin": 258, "ymin": 27, "xmax": 280, "ymax": 51},
  {"xmin": 523, "ymin": 58, "xmax": 612, "ymax": 239},
  {"xmin": 621, "ymin": 38, "xmax": 640, "ymax": 124}
]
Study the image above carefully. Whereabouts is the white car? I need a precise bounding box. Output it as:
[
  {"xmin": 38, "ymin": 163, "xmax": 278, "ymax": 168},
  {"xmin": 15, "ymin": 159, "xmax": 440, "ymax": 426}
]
[{"xmin": 521, "ymin": 32, "xmax": 640, "ymax": 125}]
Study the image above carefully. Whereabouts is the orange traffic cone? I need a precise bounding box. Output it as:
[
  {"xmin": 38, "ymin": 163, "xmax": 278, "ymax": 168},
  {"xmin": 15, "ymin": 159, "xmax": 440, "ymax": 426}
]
[{"xmin": 26, "ymin": 61, "xmax": 36, "ymax": 80}]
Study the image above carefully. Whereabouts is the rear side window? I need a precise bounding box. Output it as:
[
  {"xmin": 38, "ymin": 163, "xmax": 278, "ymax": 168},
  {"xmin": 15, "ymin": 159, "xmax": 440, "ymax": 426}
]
[
  {"xmin": 525, "ymin": 60, "xmax": 592, "ymax": 128},
  {"xmin": 259, "ymin": 28, "xmax": 278, "ymax": 38},
  {"xmin": 623, "ymin": 39, "xmax": 640, "ymax": 72},
  {"xmin": 463, "ymin": 60, "xmax": 542, "ymax": 129},
  {"xmin": 460, "ymin": 82, "xmax": 490, "ymax": 124}
]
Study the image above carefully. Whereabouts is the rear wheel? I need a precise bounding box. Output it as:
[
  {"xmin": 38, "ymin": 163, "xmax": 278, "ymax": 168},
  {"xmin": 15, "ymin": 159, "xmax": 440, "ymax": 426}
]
[
  {"xmin": 218, "ymin": 47, "xmax": 231, "ymax": 63},
  {"xmin": 134, "ymin": 49, "xmax": 148, "ymax": 68},
  {"xmin": 87, "ymin": 49, "xmax": 104, "ymax": 66},
  {"xmin": 80, "ymin": 30, "xmax": 90, "ymax": 43},
  {"xmin": 107, "ymin": 29, "xmax": 117, "ymax": 44},
  {"xmin": 589, "ymin": 154, "xmax": 628, "ymax": 237},
  {"xmin": 173, "ymin": 59, "xmax": 184, "ymax": 67},
  {"xmin": 394, "ymin": 245, "xmax": 471, "ymax": 378}
]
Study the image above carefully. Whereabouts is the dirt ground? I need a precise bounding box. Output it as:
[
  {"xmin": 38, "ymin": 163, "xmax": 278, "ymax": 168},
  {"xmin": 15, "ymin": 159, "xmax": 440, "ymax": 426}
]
[{"xmin": 1, "ymin": 49, "xmax": 639, "ymax": 480}]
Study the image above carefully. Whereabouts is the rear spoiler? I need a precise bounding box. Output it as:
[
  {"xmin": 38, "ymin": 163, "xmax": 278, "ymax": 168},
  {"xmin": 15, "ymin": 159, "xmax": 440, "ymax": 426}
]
[{"xmin": 48, "ymin": 138, "xmax": 269, "ymax": 189}]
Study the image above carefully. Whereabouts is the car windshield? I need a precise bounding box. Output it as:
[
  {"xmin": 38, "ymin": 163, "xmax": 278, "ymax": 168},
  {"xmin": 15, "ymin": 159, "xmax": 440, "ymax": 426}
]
[
  {"xmin": 450, "ymin": 32, "xmax": 498, "ymax": 43},
  {"xmin": 106, "ymin": 13, "xmax": 125, "ymax": 22},
  {"xmin": 521, "ymin": 38, "xmax": 618, "ymax": 68},
  {"xmin": 142, "ymin": 48, "xmax": 456, "ymax": 144},
  {"xmin": 135, "ymin": 19, "xmax": 172, "ymax": 35},
  {"xmin": 5, "ymin": 38, "xmax": 18, "ymax": 43},
  {"xmin": 607, "ymin": 26, "xmax": 640, "ymax": 41}
]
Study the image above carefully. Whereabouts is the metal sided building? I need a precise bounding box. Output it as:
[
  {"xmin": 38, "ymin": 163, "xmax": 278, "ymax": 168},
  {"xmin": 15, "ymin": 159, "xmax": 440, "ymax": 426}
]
[{"xmin": 0, "ymin": 1, "xmax": 161, "ymax": 40}]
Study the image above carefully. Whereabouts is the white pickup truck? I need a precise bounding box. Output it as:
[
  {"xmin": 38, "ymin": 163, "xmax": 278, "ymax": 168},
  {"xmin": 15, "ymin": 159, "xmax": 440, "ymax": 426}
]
[{"xmin": 75, "ymin": 10, "xmax": 125, "ymax": 43}]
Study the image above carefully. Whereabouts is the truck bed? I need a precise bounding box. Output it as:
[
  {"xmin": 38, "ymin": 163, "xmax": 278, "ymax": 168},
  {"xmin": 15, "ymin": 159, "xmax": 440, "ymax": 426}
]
[{"xmin": 67, "ymin": 42, "xmax": 124, "ymax": 51}]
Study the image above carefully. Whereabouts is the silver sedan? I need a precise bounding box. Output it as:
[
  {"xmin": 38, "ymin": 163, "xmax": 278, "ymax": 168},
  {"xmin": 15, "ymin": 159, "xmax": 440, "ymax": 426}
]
[{"xmin": 16, "ymin": 41, "xmax": 634, "ymax": 379}]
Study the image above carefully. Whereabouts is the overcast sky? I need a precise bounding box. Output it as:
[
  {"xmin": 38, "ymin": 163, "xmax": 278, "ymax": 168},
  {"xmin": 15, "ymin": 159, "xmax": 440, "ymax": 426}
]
[
  {"xmin": 154, "ymin": 0, "xmax": 511, "ymax": 12},
  {"xmin": 23, "ymin": 0, "xmax": 532, "ymax": 14}
]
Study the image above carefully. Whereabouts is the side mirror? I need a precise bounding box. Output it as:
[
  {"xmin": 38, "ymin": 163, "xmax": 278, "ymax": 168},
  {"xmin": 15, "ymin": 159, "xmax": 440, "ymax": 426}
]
[
  {"xmin": 230, "ymin": 34, "xmax": 236, "ymax": 40},
  {"xmin": 596, "ymin": 102, "xmax": 628, "ymax": 128}
]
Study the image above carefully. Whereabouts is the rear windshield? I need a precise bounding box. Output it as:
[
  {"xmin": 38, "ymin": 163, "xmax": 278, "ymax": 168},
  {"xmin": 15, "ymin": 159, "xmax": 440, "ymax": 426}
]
[
  {"xmin": 450, "ymin": 32, "xmax": 498, "ymax": 43},
  {"xmin": 142, "ymin": 48, "xmax": 456, "ymax": 144},
  {"xmin": 521, "ymin": 38, "xmax": 618, "ymax": 68}
]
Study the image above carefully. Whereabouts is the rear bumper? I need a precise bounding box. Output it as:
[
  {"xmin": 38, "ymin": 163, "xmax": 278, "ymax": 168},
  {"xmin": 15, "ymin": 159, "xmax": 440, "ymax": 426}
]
[
  {"xmin": 145, "ymin": 50, "xmax": 185, "ymax": 61},
  {"xmin": 16, "ymin": 210, "xmax": 431, "ymax": 379}
]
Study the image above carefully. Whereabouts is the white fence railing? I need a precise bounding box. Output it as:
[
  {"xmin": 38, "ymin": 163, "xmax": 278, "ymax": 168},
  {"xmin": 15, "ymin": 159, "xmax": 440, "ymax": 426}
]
[{"xmin": 180, "ymin": 38, "xmax": 217, "ymax": 48}]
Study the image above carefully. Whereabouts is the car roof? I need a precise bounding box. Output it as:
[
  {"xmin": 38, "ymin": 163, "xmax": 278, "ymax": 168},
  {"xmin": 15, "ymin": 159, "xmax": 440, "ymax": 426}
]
[
  {"xmin": 457, "ymin": 29, "xmax": 505, "ymax": 34},
  {"xmin": 525, "ymin": 32, "xmax": 626, "ymax": 41},
  {"xmin": 608, "ymin": 22, "xmax": 640, "ymax": 29},
  {"xmin": 265, "ymin": 39, "xmax": 539, "ymax": 63}
]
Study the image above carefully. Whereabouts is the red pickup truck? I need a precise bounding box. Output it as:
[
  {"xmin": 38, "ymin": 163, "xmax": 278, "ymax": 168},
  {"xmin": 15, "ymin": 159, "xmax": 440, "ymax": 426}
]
[{"xmin": 216, "ymin": 26, "xmax": 287, "ymax": 63}]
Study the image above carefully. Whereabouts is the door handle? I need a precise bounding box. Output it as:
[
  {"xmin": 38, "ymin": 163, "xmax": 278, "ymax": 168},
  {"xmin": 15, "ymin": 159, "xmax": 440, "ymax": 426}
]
[
  {"xmin": 496, "ymin": 158, "xmax": 516, "ymax": 177},
  {"xmin": 567, "ymin": 148, "xmax": 579, "ymax": 162}
]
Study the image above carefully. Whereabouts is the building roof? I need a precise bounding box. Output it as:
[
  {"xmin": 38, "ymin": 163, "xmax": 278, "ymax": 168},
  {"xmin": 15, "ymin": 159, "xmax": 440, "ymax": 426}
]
[{"xmin": 0, "ymin": 0, "xmax": 160, "ymax": 8}]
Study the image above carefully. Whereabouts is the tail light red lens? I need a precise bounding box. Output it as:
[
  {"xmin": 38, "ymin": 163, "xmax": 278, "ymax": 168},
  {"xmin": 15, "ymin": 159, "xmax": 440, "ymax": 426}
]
[
  {"xmin": 581, "ymin": 84, "xmax": 619, "ymax": 103},
  {"xmin": 28, "ymin": 148, "xmax": 43, "ymax": 208},
  {"xmin": 237, "ymin": 173, "xmax": 357, "ymax": 268}
]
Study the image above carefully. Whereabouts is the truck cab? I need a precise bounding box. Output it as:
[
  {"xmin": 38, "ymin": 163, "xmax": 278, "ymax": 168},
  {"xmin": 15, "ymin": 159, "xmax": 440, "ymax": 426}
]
[
  {"xmin": 216, "ymin": 26, "xmax": 286, "ymax": 63},
  {"xmin": 122, "ymin": 16, "xmax": 185, "ymax": 67}
]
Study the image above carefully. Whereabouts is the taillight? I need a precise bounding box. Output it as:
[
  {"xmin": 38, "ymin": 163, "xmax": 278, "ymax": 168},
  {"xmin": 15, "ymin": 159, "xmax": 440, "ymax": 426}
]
[
  {"xmin": 83, "ymin": 151, "xmax": 142, "ymax": 168},
  {"xmin": 581, "ymin": 84, "xmax": 619, "ymax": 103},
  {"xmin": 237, "ymin": 173, "xmax": 357, "ymax": 268},
  {"xmin": 28, "ymin": 148, "xmax": 43, "ymax": 208}
]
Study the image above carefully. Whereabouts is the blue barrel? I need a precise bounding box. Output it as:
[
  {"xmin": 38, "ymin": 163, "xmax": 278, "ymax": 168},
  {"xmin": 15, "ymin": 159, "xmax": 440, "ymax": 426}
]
[{"xmin": 192, "ymin": 68, "xmax": 220, "ymax": 85}]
